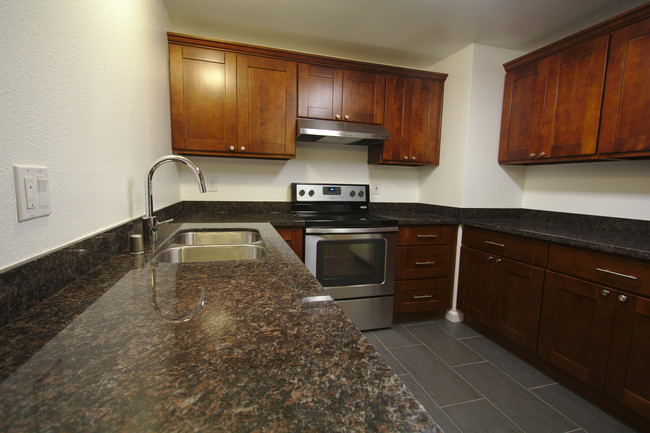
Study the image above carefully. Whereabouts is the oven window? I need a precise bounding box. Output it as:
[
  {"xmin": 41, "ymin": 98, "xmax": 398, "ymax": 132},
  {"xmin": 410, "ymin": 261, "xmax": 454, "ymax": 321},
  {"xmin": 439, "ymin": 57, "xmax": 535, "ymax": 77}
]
[{"xmin": 316, "ymin": 239, "xmax": 385, "ymax": 287}]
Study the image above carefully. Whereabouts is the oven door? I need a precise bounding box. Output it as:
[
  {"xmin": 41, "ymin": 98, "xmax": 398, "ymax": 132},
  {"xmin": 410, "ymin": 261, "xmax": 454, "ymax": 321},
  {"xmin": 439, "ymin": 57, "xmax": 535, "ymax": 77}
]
[{"xmin": 304, "ymin": 227, "xmax": 397, "ymax": 300}]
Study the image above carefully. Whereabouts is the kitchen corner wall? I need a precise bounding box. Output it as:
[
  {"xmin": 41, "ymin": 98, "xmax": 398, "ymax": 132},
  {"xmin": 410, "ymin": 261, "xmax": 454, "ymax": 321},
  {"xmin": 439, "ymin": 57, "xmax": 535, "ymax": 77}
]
[
  {"xmin": 421, "ymin": 43, "xmax": 650, "ymax": 221},
  {"xmin": 0, "ymin": 0, "xmax": 178, "ymax": 271}
]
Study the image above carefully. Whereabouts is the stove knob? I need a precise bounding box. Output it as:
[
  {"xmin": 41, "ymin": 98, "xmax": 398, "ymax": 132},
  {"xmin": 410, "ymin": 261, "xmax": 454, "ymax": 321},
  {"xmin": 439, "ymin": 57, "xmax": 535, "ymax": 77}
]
[
  {"xmin": 298, "ymin": 189, "xmax": 305, "ymax": 197},
  {"xmin": 308, "ymin": 190, "xmax": 315, "ymax": 197},
  {"xmin": 358, "ymin": 190, "xmax": 364, "ymax": 198},
  {"xmin": 349, "ymin": 191, "xmax": 356, "ymax": 197}
]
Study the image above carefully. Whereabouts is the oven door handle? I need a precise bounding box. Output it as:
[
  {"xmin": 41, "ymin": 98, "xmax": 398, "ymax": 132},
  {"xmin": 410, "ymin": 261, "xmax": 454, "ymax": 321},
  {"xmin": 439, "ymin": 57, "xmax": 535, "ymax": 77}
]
[{"xmin": 304, "ymin": 226, "xmax": 398, "ymax": 235}]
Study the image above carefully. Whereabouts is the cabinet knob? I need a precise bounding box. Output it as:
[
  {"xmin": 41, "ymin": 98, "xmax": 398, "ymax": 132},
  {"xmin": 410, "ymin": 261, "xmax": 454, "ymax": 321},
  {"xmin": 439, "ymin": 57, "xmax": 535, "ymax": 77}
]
[
  {"xmin": 539, "ymin": 151, "xmax": 546, "ymax": 157},
  {"xmin": 601, "ymin": 289, "xmax": 610, "ymax": 297},
  {"xmin": 335, "ymin": 114, "xmax": 341, "ymax": 119},
  {"xmin": 530, "ymin": 153, "xmax": 536, "ymax": 158},
  {"xmin": 404, "ymin": 156, "xmax": 408, "ymax": 160},
  {"xmin": 487, "ymin": 256, "xmax": 494, "ymax": 261},
  {"xmin": 230, "ymin": 146, "xmax": 235, "ymax": 151},
  {"xmin": 618, "ymin": 294, "xmax": 628, "ymax": 302},
  {"xmin": 240, "ymin": 146, "xmax": 246, "ymax": 152},
  {"xmin": 495, "ymin": 258, "xmax": 502, "ymax": 263},
  {"xmin": 344, "ymin": 114, "xmax": 350, "ymax": 120},
  {"xmin": 411, "ymin": 156, "xmax": 416, "ymax": 160}
]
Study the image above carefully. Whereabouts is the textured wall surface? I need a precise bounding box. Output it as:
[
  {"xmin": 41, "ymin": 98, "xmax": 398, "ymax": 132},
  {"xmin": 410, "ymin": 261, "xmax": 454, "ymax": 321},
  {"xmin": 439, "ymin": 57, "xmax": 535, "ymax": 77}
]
[{"xmin": 0, "ymin": 0, "xmax": 177, "ymax": 270}]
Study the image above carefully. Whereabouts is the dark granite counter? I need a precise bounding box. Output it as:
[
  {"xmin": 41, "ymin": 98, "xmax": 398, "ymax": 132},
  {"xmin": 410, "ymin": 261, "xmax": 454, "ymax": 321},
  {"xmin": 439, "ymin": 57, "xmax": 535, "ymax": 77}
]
[
  {"xmin": 462, "ymin": 218, "xmax": 650, "ymax": 261},
  {"xmin": 0, "ymin": 222, "xmax": 441, "ymax": 432}
]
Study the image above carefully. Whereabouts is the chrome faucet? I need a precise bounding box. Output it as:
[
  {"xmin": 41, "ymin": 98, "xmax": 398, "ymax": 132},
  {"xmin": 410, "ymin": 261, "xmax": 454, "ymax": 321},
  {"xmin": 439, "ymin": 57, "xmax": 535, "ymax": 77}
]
[{"xmin": 143, "ymin": 155, "xmax": 207, "ymax": 242}]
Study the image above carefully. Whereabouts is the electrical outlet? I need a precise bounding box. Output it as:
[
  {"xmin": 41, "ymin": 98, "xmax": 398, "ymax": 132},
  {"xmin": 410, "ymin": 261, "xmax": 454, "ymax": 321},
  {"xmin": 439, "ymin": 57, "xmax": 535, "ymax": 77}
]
[
  {"xmin": 13, "ymin": 165, "xmax": 51, "ymax": 222},
  {"xmin": 373, "ymin": 184, "xmax": 380, "ymax": 195},
  {"xmin": 206, "ymin": 177, "xmax": 218, "ymax": 192},
  {"xmin": 24, "ymin": 177, "xmax": 37, "ymax": 209}
]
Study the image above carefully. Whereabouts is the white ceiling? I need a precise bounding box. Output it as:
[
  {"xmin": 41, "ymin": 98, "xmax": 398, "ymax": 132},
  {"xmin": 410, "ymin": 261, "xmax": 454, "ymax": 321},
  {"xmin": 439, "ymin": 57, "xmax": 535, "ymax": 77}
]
[{"xmin": 162, "ymin": 0, "xmax": 647, "ymax": 69}]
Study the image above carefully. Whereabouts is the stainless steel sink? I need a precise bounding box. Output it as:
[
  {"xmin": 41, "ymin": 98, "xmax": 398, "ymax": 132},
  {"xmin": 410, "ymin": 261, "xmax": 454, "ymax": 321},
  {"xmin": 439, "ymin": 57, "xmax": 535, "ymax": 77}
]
[
  {"xmin": 169, "ymin": 230, "xmax": 262, "ymax": 245},
  {"xmin": 151, "ymin": 229, "xmax": 268, "ymax": 263},
  {"xmin": 152, "ymin": 244, "xmax": 267, "ymax": 263}
]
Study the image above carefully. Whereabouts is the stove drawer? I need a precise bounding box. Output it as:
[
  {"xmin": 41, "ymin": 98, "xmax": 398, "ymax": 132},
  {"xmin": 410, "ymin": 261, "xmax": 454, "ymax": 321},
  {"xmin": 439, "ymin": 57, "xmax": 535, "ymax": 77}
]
[
  {"xmin": 398, "ymin": 225, "xmax": 456, "ymax": 246},
  {"xmin": 396, "ymin": 245, "xmax": 454, "ymax": 280}
]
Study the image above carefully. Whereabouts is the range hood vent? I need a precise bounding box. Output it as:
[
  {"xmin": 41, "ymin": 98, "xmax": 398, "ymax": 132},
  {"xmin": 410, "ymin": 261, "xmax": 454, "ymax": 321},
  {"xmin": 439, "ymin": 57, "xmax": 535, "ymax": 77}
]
[{"xmin": 296, "ymin": 118, "xmax": 390, "ymax": 146}]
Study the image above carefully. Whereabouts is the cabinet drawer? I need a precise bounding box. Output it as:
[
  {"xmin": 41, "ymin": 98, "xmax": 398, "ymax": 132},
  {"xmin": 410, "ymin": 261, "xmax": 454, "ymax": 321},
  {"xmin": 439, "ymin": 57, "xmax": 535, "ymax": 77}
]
[
  {"xmin": 396, "ymin": 245, "xmax": 453, "ymax": 280},
  {"xmin": 547, "ymin": 244, "xmax": 649, "ymax": 296},
  {"xmin": 462, "ymin": 227, "xmax": 548, "ymax": 267},
  {"xmin": 398, "ymin": 225, "xmax": 456, "ymax": 245},
  {"xmin": 395, "ymin": 279, "xmax": 450, "ymax": 313}
]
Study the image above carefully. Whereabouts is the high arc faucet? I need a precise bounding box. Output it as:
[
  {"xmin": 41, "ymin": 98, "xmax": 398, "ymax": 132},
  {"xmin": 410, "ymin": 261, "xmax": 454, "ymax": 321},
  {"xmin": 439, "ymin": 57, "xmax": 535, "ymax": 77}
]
[{"xmin": 143, "ymin": 155, "xmax": 207, "ymax": 242}]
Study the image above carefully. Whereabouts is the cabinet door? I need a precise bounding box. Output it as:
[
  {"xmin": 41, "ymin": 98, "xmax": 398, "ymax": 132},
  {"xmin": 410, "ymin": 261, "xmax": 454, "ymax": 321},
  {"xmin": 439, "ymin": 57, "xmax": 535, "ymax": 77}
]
[
  {"xmin": 498, "ymin": 59, "xmax": 549, "ymax": 162},
  {"xmin": 606, "ymin": 294, "xmax": 650, "ymax": 420},
  {"xmin": 381, "ymin": 75, "xmax": 411, "ymax": 162},
  {"xmin": 372, "ymin": 77, "xmax": 443, "ymax": 165},
  {"xmin": 492, "ymin": 257, "xmax": 545, "ymax": 352},
  {"xmin": 409, "ymin": 78, "xmax": 443, "ymax": 164},
  {"xmin": 598, "ymin": 16, "xmax": 650, "ymax": 155},
  {"xmin": 341, "ymin": 69, "xmax": 385, "ymax": 124},
  {"xmin": 297, "ymin": 64, "xmax": 343, "ymax": 120},
  {"xmin": 538, "ymin": 272, "xmax": 615, "ymax": 390},
  {"xmin": 458, "ymin": 247, "xmax": 494, "ymax": 326},
  {"xmin": 169, "ymin": 45, "xmax": 237, "ymax": 153},
  {"xmin": 541, "ymin": 36, "xmax": 608, "ymax": 158},
  {"xmin": 237, "ymin": 55, "xmax": 297, "ymax": 157},
  {"xmin": 298, "ymin": 65, "xmax": 384, "ymax": 124}
]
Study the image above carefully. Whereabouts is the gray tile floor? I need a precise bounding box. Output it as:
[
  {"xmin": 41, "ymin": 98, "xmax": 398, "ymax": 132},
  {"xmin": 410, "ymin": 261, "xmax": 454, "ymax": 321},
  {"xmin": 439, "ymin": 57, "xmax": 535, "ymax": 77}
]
[{"xmin": 363, "ymin": 319, "xmax": 640, "ymax": 433}]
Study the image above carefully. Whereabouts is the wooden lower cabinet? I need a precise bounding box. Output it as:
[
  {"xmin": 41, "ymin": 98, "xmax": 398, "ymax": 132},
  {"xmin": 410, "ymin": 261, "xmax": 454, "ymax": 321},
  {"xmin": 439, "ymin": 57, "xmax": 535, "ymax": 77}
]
[
  {"xmin": 275, "ymin": 227, "xmax": 303, "ymax": 261},
  {"xmin": 458, "ymin": 228, "xmax": 547, "ymax": 352},
  {"xmin": 537, "ymin": 271, "xmax": 615, "ymax": 389},
  {"xmin": 393, "ymin": 225, "xmax": 457, "ymax": 322},
  {"xmin": 458, "ymin": 228, "xmax": 650, "ymax": 430},
  {"xmin": 606, "ymin": 294, "xmax": 650, "ymax": 420}
]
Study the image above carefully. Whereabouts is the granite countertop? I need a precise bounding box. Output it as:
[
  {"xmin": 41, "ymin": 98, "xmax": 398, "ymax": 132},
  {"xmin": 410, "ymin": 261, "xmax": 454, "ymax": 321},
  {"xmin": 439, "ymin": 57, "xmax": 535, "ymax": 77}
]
[
  {"xmin": 0, "ymin": 222, "xmax": 441, "ymax": 432},
  {"xmin": 462, "ymin": 219, "xmax": 650, "ymax": 261}
]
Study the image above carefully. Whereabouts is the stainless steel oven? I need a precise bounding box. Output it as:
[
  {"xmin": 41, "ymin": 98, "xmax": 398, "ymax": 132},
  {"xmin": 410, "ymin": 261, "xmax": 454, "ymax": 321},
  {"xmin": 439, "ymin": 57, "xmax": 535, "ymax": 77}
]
[{"xmin": 291, "ymin": 183, "xmax": 398, "ymax": 330}]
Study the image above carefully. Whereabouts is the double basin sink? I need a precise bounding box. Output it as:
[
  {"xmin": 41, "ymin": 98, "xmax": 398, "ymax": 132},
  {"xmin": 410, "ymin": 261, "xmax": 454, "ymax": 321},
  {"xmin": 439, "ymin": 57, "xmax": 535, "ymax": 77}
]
[{"xmin": 151, "ymin": 229, "xmax": 268, "ymax": 263}]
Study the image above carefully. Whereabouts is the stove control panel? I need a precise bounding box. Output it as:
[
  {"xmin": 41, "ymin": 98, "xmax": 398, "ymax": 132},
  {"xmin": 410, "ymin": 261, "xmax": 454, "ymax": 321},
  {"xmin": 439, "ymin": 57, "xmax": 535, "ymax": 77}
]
[{"xmin": 292, "ymin": 183, "xmax": 369, "ymax": 202}]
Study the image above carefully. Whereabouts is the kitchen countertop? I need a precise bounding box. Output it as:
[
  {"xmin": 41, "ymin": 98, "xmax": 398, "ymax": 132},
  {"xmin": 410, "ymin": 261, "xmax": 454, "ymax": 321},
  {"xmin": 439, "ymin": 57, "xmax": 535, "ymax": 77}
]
[{"xmin": 0, "ymin": 222, "xmax": 441, "ymax": 432}]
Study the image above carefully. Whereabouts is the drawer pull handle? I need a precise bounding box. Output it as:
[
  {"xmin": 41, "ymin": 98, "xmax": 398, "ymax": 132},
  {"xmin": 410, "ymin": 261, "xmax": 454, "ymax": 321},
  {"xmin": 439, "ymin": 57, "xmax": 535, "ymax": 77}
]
[
  {"xmin": 595, "ymin": 268, "xmax": 638, "ymax": 281},
  {"xmin": 484, "ymin": 241, "xmax": 505, "ymax": 247},
  {"xmin": 415, "ymin": 261, "xmax": 435, "ymax": 266},
  {"xmin": 618, "ymin": 295, "xmax": 628, "ymax": 302},
  {"xmin": 417, "ymin": 234, "xmax": 438, "ymax": 238},
  {"xmin": 413, "ymin": 295, "xmax": 433, "ymax": 300},
  {"xmin": 601, "ymin": 289, "xmax": 610, "ymax": 297}
]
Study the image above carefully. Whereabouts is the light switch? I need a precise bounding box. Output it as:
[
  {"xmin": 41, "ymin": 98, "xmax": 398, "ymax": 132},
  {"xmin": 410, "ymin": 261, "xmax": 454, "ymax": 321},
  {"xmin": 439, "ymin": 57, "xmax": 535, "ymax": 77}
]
[{"xmin": 13, "ymin": 165, "xmax": 51, "ymax": 222}]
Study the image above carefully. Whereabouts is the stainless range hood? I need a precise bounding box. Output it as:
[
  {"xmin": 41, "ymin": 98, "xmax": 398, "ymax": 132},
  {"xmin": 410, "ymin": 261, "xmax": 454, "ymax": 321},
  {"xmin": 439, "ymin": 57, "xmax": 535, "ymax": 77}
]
[{"xmin": 296, "ymin": 118, "xmax": 390, "ymax": 146}]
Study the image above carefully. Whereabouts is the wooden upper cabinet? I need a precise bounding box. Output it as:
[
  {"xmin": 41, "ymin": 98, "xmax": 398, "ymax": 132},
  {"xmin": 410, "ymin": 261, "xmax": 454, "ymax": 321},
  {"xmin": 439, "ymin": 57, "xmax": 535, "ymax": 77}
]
[
  {"xmin": 498, "ymin": 4, "xmax": 650, "ymax": 164},
  {"xmin": 541, "ymin": 36, "xmax": 609, "ymax": 158},
  {"xmin": 369, "ymin": 76, "xmax": 444, "ymax": 166},
  {"xmin": 169, "ymin": 43, "xmax": 296, "ymax": 159},
  {"xmin": 298, "ymin": 63, "xmax": 385, "ymax": 124},
  {"xmin": 498, "ymin": 59, "xmax": 549, "ymax": 162},
  {"xmin": 598, "ymin": 16, "xmax": 650, "ymax": 156},
  {"xmin": 237, "ymin": 55, "xmax": 297, "ymax": 157},
  {"xmin": 169, "ymin": 44, "xmax": 237, "ymax": 153},
  {"xmin": 500, "ymin": 37, "xmax": 609, "ymax": 163}
]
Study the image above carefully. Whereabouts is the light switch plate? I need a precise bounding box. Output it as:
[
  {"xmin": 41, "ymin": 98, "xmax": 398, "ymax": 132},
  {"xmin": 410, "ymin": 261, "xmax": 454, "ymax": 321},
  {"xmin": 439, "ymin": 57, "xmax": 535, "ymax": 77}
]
[{"xmin": 13, "ymin": 165, "xmax": 51, "ymax": 222}]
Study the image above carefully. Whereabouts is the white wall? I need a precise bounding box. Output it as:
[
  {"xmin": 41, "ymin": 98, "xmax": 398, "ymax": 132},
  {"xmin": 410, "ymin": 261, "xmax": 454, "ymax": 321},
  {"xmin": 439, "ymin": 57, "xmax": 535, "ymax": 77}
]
[
  {"xmin": 180, "ymin": 143, "xmax": 420, "ymax": 202},
  {"xmin": 420, "ymin": 44, "xmax": 526, "ymax": 208},
  {"xmin": 523, "ymin": 160, "xmax": 650, "ymax": 219},
  {"xmin": 422, "ymin": 42, "xmax": 650, "ymax": 221},
  {"xmin": 418, "ymin": 45, "xmax": 474, "ymax": 207},
  {"xmin": 0, "ymin": 0, "xmax": 176, "ymax": 271}
]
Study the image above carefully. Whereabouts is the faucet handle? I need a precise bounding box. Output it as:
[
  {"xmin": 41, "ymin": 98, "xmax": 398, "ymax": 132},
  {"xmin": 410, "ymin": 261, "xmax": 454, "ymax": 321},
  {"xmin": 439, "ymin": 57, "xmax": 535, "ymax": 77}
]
[{"xmin": 157, "ymin": 218, "xmax": 174, "ymax": 227}]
